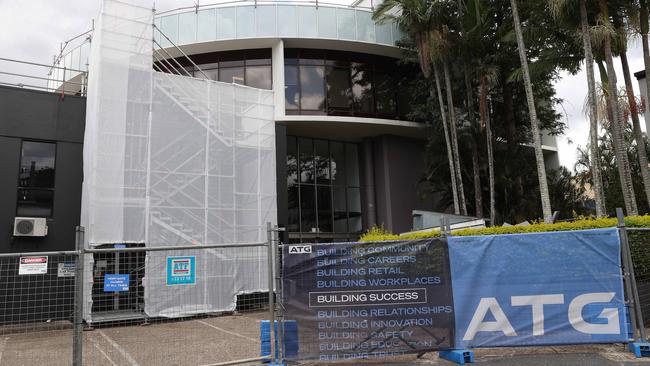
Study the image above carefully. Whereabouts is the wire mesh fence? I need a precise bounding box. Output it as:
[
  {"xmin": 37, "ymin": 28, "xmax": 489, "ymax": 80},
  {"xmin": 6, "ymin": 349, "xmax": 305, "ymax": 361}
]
[
  {"xmin": 0, "ymin": 226, "xmax": 276, "ymax": 366},
  {"xmin": 1, "ymin": 225, "xmax": 650, "ymax": 365},
  {"xmin": 628, "ymin": 228, "xmax": 650, "ymax": 334}
]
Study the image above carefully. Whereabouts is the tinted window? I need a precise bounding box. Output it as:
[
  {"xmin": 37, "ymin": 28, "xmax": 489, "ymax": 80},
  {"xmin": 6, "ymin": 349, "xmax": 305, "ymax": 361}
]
[
  {"xmin": 287, "ymin": 136, "xmax": 362, "ymax": 235},
  {"xmin": 299, "ymin": 66, "xmax": 325, "ymax": 111},
  {"xmin": 245, "ymin": 65, "xmax": 272, "ymax": 89},
  {"xmin": 19, "ymin": 141, "xmax": 56, "ymax": 188},
  {"xmin": 17, "ymin": 141, "xmax": 56, "ymax": 217},
  {"xmin": 219, "ymin": 67, "xmax": 244, "ymax": 84}
]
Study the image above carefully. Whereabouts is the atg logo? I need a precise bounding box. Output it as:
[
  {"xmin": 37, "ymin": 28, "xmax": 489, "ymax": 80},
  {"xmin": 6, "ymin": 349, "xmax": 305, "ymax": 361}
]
[
  {"xmin": 171, "ymin": 258, "xmax": 191, "ymax": 277},
  {"xmin": 289, "ymin": 245, "xmax": 312, "ymax": 254},
  {"xmin": 166, "ymin": 256, "xmax": 195, "ymax": 285}
]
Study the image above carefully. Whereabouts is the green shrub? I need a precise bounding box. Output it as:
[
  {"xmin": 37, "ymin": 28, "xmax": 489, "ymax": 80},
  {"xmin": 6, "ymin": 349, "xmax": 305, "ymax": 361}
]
[{"xmin": 359, "ymin": 215, "xmax": 650, "ymax": 242}]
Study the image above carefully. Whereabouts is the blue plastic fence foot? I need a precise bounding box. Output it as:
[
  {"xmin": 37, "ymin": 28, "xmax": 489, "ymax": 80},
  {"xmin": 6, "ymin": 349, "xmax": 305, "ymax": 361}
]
[
  {"xmin": 439, "ymin": 349, "xmax": 474, "ymax": 364},
  {"xmin": 628, "ymin": 342, "xmax": 650, "ymax": 358},
  {"xmin": 260, "ymin": 320, "xmax": 299, "ymax": 363}
]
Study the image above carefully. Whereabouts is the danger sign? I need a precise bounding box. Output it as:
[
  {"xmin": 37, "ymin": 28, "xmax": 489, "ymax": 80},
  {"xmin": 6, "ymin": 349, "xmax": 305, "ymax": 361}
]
[{"xmin": 19, "ymin": 256, "xmax": 48, "ymax": 275}]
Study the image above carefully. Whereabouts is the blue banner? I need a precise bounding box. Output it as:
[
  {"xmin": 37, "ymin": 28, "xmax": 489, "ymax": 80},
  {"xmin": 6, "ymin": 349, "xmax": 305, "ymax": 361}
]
[{"xmin": 448, "ymin": 228, "xmax": 628, "ymax": 348}]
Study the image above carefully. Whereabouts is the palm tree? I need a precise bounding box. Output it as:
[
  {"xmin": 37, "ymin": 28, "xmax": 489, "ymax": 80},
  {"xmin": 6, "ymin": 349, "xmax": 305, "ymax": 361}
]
[
  {"xmin": 509, "ymin": 0, "xmax": 554, "ymax": 223},
  {"xmin": 442, "ymin": 57, "xmax": 468, "ymax": 216},
  {"xmin": 597, "ymin": 0, "xmax": 639, "ymax": 215},
  {"xmin": 618, "ymin": 4, "xmax": 650, "ymax": 208},
  {"xmin": 480, "ymin": 76, "xmax": 497, "ymax": 225},
  {"xmin": 548, "ymin": 0, "xmax": 607, "ymax": 217},
  {"xmin": 373, "ymin": 0, "xmax": 464, "ymax": 215}
]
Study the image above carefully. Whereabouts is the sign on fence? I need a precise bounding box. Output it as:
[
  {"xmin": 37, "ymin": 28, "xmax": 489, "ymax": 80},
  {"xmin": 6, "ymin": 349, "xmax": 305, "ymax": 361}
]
[
  {"xmin": 104, "ymin": 274, "xmax": 130, "ymax": 292},
  {"xmin": 282, "ymin": 238, "xmax": 455, "ymax": 361},
  {"xmin": 166, "ymin": 256, "xmax": 196, "ymax": 285},
  {"xmin": 18, "ymin": 256, "xmax": 48, "ymax": 275},
  {"xmin": 448, "ymin": 228, "xmax": 628, "ymax": 348}
]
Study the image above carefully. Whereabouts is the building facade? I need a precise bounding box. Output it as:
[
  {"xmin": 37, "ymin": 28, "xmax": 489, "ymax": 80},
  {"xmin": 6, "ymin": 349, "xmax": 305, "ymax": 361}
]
[
  {"xmin": 150, "ymin": 2, "xmax": 438, "ymax": 241},
  {"xmin": 48, "ymin": 1, "xmax": 560, "ymax": 241}
]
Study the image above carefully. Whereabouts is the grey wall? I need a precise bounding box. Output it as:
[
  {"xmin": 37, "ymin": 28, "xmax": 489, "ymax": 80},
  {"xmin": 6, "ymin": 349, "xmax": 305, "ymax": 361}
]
[
  {"xmin": 373, "ymin": 135, "xmax": 433, "ymax": 233},
  {"xmin": 0, "ymin": 85, "xmax": 85, "ymax": 253}
]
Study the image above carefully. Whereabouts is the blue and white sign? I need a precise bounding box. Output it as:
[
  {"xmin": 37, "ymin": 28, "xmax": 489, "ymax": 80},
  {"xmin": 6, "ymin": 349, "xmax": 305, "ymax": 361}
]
[
  {"xmin": 167, "ymin": 256, "xmax": 196, "ymax": 285},
  {"xmin": 448, "ymin": 228, "xmax": 628, "ymax": 348},
  {"xmin": 104, "ymin": 274, "xmax": 130, "ymax": 292}
]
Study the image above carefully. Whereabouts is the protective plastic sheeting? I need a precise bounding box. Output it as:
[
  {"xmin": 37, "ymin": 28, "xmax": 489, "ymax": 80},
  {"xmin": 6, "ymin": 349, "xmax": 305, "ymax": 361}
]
[{"xmin": 81, "ymin": 0, "xmax": 276, "ymax": 321}]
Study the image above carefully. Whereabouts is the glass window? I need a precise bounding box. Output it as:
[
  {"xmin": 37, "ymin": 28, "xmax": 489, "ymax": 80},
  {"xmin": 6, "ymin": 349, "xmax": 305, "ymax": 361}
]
[
  {"xmin": 19, "ymin": 141, "xmax": 56, "ymax": 188},
  {"xmin": 317, "ymin": 186, "xmax": 333, "ymax": 232},
  {"xmin": 351, "ymin": 66, "xmax": 373, "ymax": 113},
  {"xmin": 332, "ymin": 186, "xmax": 347, "ymax": 233},
  {"xmin": 330, "ymin": 142, "xmax": 346, "ymax": 186},
  {"xmin": 298, "ymin": 138, "xmax": 314, "ymax": 184},
  {"xmin": 237, "ymin": 6, "xmax": 256, "ymax": 38},
  {"xmin": 337, "ymin": 9, "xmax": 356, "ymax": 40},
  {"xmin": 300, "ymin": 185, "xmax": 316, "ymax": 232},
  {"xmin": 285, "ymin": 65, "xmax": 300, "ymax": 110},
  {"xmin": 217, "ymin": 8, "xmax": 236, "ymax": 39},
  {"xmin": 347, "ymin": 187, "xmax": 362, "ymax": 232},
  {"xmin": 375, "ymin": 72, "xmax": 396, "ymax": 115},
  {"xmin": 256, "ymin": 5, "xmax": 277, "ymax": 37},
  {"xmin": 298, "ymin": 6, "xmax": 318, "ymax": 38},
  {"xmin": 287, "ymin": 136, "xmax": 300, "ymax": 232},
  {"xmin": 197, "ymin": 9, "xmax": 217, "ymax": 41},
  {"xmin": 318, "ymin": 7, "xmax": 337, "ymax": 38},
  {"xmin": 314, "ymin": 140, "xmax": 330, "ymax": 184},
  {"xmin": 326, "ymin": 67, "xmax": 351, "ymax": 112},
  {"xmin": 219, "ymin": 67, "xmax": 245, "ymax": 85},
  {"xmin": 288, "ymin": 185, "xmax": 299, "ymax": 232},
  {"xmin": 346, "ymin": 143, "xmax": 360, "ymax": 187},
  {"xmin": 287, "ymin": 136, "xmax": 298, "ymax": 188},
  {"xmin": 277, "ymin": 5, "xmax": 297, "ymax": 37},
  {"xmin": 246, "ymin": 66, "xmax": 272, "ymax": 89},
  {"xmin": 17, "ymin": 189, "xmax": 54, "ymax": 217},
  {"xmin": 299, "ymin": 66, "xmax": 325, "ymax": 111},
  {"xmin": 287, "ymin": 136, "xmax": 361, "ymax": 235},
  {"xmin": 17, "ymin": 141, "xmax": 56, "ymax": 218},
  {"xmin": 178, "ymin": 12, "xmax": 197, "ymax": 44}
]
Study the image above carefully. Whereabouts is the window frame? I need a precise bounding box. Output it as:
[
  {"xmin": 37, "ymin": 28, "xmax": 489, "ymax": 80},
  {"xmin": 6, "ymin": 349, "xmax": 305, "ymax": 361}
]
[{"xmin": 16, "ymin": 139, "xmax": 57, "ymax": 218}]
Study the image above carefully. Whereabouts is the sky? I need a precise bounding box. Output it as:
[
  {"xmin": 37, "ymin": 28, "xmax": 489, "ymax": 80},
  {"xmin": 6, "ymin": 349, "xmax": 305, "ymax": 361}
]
[{"xmin": 0, "ymin": 0, "xmax": 646, "ymax": 170}]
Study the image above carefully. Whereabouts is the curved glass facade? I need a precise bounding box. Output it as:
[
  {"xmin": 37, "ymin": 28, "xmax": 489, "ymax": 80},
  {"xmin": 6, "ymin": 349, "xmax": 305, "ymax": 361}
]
[
  {"xmin": 155, "ymin": 4, "xmax": 405, "ymax": 47},
  {"xmin": 170, "ymin": 48, "xmax": 423, "ymax": 121}
]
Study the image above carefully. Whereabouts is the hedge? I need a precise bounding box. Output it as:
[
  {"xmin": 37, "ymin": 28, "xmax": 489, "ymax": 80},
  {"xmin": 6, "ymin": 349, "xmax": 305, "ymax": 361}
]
[{"xmin": 359, "ymin": 215, "xmax": 650, "ymax": 242}]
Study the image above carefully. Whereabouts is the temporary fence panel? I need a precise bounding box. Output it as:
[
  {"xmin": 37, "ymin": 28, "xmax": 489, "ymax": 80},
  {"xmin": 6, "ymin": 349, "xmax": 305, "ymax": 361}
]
[
  {"xmin": 82, "ymin": 0, "xmax": 276, "ymax": 321},
  {"xmin": 448, "ymin": 228, "xmax": 628, "ymax": 348},
  {"xmin": 0, "ymin": 253, "xmax": 78, "ymax": 366},
  {"xmin": 282, "ymin": 238, "xmax": 455, "ymax": 361}
]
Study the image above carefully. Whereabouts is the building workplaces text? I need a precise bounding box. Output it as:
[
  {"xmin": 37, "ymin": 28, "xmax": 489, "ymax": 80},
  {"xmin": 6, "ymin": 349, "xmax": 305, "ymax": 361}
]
[{"xmin": 281, "ymin": 228, "xmax": 631, "ymax": 361}]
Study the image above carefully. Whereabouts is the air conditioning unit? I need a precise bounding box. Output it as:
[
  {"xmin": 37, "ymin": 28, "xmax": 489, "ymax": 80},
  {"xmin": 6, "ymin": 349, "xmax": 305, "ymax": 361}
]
[{"xmin": 13, "ymin": 217, "xmax": 48, "ymax": 237}]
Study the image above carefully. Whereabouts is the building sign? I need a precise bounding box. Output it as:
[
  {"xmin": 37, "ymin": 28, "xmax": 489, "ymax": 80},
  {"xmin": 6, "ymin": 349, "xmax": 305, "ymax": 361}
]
[
  {"xmin": 18, "ymin": 256, "xmax": 48, "ymax": 275},
  {"xmin": 282, "ymin": 238, "xmax": 454, "ymax": 361},
  {"xmin": 167, "ymin": 256, "xmax": 196, "ymax": 285},
  {"xmin": 448, "ymin": 228, "xmax": 628, "ymax": 348},
  {"xmin": 57, "ymin": 262, "xmax": 76, "ymax": 277},
  {"xmin": 104, "ymin": 274, "xmax": 130, "ymax": 292}
]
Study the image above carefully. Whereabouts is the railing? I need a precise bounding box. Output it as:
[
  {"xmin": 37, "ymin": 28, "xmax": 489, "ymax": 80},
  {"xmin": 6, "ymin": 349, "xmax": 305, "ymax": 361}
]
[
  {"xmin": 0, "ymin": 57, "xmax": 88, "ymax": 96},
  {"xmin": 155, "ymin": 0, "xmax": 376, "ymax": 16}
]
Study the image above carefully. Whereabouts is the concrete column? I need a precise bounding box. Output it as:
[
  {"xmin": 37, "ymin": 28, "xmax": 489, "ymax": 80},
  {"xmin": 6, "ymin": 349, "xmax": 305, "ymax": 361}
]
[
  {"xmin": 271, "ymin": 39, "xmax": 285, "ymax": 119},
  {"xmin": 362, "ymin": 138, "xmax": 377, "ymax": 229}
]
